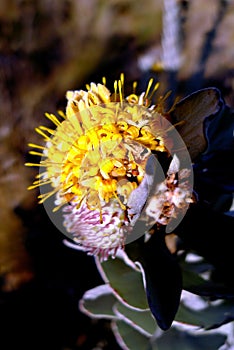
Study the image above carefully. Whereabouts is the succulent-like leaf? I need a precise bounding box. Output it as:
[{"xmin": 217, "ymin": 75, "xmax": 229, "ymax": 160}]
[
  {"xmin": 152, "ymin": 327, "xmax": 227, "ymax": 350},
  {"xmin": 79, "ymin": 284, "xmax": 118, "ymax": 319},
  {"xmin": 140, "ymin": 231, "xmax": 182, "ymax": 330},
  {"xmin": 80, "ymin": 282, "xmax": 157, "ymax": 337},
  {"xmin": 176, "ymin": 300, "xmax": 234, "ymax": 330},
  {"xmin": 114, "ymin": 302, "xmax": 157, "ymax": 336},
  {"xmin": 95, "ymin": 251, "xmax": 149, "ymax": 310},
  {"xmin": 112, "ymin": 320, "xmax": 151, "ymax": 350}
]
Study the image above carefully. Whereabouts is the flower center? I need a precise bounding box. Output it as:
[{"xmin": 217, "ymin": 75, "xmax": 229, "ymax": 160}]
[{"xmin": 60, "ymin": 114, "xmax": 163, "ymax": 213}]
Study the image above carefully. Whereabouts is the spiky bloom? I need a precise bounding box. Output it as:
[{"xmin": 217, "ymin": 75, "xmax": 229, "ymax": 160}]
[{"xmin": 26, "ymin": 75, "xmax": 192, "ymax": 259}]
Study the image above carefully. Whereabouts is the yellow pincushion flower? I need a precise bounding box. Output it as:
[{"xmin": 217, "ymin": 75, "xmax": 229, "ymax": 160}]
[
  {"xmin": 27, "ymin": 76, "xmax": 166, "ymax": 206},
  {"xmin": 26, "ymin": 75, "xmax": 175, "ymax": 258}
]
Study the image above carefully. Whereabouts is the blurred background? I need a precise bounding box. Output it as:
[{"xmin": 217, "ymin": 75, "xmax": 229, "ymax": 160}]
[{"xmin": 0, "ymin": 0, "xmax": 234, "ymax": 349}]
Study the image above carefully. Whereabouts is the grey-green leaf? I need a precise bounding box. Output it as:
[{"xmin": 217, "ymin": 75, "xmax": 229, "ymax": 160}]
[
  {"xmin": 79, "ymin": 284, "xmax": 117, "ymax": 319},
  {"xmin": 98, "ymin": 256, "xmax": 149, "ymax": 310},
  {"xmin": 115, "ymin": 302, "xmax": 157, "ymax": 336},
  {"xmin": 153, "ymin": 327, "xmax": 226, "ymax": 350},
  {"xmin": 112, "ymin": 320, "xmax": 152, "ymax": 350},
  {"xmin": 176, "ymin": 300, "xmax": 234, "ymax": 330}
]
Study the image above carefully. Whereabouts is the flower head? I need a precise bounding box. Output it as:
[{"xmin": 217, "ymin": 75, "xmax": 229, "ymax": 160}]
[{"xmin": 26, "ymin": 74, "xmax": 193, "ymax": 259}]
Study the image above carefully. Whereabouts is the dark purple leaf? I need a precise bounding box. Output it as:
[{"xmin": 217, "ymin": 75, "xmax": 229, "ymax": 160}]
[
  {"xmin": 171, "ymin": 88, "xmax": 222, "ymax": 160},
  {"xmin": 141, "ymin": 231, "xmax": 182, "ymax": 330}
]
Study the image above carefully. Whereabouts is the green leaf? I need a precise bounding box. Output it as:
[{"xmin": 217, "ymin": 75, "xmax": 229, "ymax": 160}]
[
  {"xmin": 79, "ymin": 284, "xmax": 118, "ymax": 319},
  {"xmin": 112, "ymin": 320, "xmax": 152, "ymax": 350},
  {"xmin": 153, "ymin": 327, "xmax": 226, "ymax": 350},
  {"xmin": 80, "ymin": 283, "xmax": 157, "ymax": 336},
  {"xmin": 115, "ymin": 302, "xmax": 157, "ymax": 336},
  {"xmin": 96, "ymin": 255, "xmax": 149, "ymax": 310},
  {"xmin": 176, "ymin": 300, "xmax": 234, "ymax": 330}
]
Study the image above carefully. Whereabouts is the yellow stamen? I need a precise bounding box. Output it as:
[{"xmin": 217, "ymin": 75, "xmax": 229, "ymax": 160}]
[
  {"xmin": 132, "ymin": 81, "xmax": 137, "ymax": 94},
  {"xmin": 29, "ymin": 151, "xmax": 45, "ymax": 157},
  {"xmin": 45, "ymin": 112, "xmax": 61, "ymax": 127},
  {"xmin": 148, "ymin": 82, "xmax": 160, "ymax": 100},
  {"xmin": 57, "ymin": 110, "xmax": 67, "ymax": 119},
  {"xmin": 120, "ymin": 73, "xmax": 124, "ymax": 96},
  {"xmin": 27, "ymin": 179, "xmax": 51, "ymax": 190},
  {"xmin": 118, "ymin": 80, "xmax": 123, "ymax": 104},
  {"xmin": 38, "ymin": 188, "xmax": 58, "ymax": 203},
  {"xmin": 39, "ymin": 126, "xmax": 55, "ymax": 135},
  {"xmin": 35, "ymin": 127, "xmax": 51, "ymax": 141},
  {"xmin": 120, "ymin": 73, "xmax": 124, "ymax": 85},
  {"xmin": 144, "ymin": 78, "xmax": 154, "ymax": 99},
  {"xmin": 25, "ymin": 162, "xmax": 44, "ymax": 167},
  {"xmin": 28, "ymin": 143, "xmax": 46, "ymax": 150},
  {"xmin": 113, "ymin": 80, "xmax": 118, "ymax": 102},
  {"xmin": 36, "ymin": 172, "xmax": 47, "ymax": 178}
]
